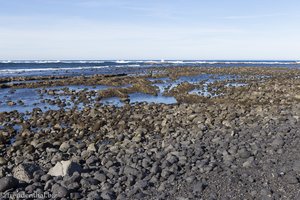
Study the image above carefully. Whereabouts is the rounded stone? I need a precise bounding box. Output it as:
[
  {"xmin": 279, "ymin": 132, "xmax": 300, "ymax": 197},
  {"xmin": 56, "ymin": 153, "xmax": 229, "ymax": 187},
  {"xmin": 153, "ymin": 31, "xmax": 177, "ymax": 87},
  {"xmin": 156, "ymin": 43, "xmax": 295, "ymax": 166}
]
[{"xmin": 51, "ymin": 184, "xmax": 69, "ymax": 198}]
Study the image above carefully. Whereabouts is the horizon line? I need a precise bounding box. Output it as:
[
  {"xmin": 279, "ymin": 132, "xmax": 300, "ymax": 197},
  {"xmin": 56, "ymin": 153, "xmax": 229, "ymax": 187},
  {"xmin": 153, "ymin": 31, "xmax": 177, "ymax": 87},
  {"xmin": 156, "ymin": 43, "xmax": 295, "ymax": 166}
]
[{"xmin": 0, "ymin": 59, "xmax": 299, "ymax": 61}]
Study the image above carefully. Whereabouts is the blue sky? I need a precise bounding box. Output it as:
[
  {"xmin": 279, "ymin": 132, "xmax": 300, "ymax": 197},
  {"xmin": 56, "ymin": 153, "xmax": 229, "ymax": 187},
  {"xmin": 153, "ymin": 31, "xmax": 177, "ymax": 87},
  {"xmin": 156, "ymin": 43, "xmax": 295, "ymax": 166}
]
[{"xmin": 0, "ymin": 0, "xmax": 300, "ymax": 60}]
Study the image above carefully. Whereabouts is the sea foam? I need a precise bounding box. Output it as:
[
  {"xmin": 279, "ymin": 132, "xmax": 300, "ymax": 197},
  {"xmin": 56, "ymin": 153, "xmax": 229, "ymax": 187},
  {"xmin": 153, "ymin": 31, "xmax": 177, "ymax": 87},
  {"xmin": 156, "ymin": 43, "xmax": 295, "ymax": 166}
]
[{"xmin": 0, "ymin": 66, "xmax": 109, "ymax": 74}]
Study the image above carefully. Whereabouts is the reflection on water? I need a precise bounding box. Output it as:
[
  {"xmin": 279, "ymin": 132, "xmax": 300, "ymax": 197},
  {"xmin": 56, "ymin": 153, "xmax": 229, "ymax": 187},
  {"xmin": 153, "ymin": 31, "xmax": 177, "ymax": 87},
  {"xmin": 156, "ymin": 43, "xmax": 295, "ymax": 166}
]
[
  {"xmin": 100, "ymin": 93, "xmax": 177, "ymax": 107},
  {"xmin": 0, "ymin": 74, "xmax": 246, "ymax": 113},
  {"xmin": 149, "ymin": 74, "xmax": 238, "ymax": 94},
  {"xmin": 225, "ymin": 83, "xmax": 248, "ymax": 87},
  {"xmin": 130, "ymin": 93, "xmax": 177, "ymax": 104}
]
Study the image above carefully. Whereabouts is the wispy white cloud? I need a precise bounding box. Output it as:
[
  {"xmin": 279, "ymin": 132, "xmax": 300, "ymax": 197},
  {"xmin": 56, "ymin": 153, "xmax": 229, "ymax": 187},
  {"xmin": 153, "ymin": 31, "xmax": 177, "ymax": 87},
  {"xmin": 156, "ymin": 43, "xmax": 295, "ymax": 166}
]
[
  {"xmin": 74, "ymin": 0, "xmax": 183, "ymax": 20},
  {"xmin": 74, "ymin": 0, "xmax": 129, "ymax": 8},
  {"xmin": 222, "ymin": 13, "xmax": 288, "ymax": 20},
  {"xmin": 1, "ymin": 0, "xmax": 299, "ymax": 60},
  {"xmin": 0, "ymin": 20, "xmax": 246, "ymax": 59},
  {"xmin": 122, "ymin": 5, "xmax": 180, "ymax": 20}
]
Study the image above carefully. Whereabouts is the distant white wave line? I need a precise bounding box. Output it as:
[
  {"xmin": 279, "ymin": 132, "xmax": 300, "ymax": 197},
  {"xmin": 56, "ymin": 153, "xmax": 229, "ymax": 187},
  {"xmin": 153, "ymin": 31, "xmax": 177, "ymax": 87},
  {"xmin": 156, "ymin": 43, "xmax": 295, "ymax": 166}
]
[
  {"xmin": 0, "ymin": 60, "xmax": 297, "ymax": 65},
  {"xmin": 165, "ymin": 61, "xmax": 295, "ymax": 65},
  {"xmin": 163, "ymin": 61, "xmax": 294, "ymax": 65},
  {"xmin": 77, "ymin": 61, "xmax": 105, "ymax": 64},
  {"xmin": 117, "ymin": 60, "xmax": 295, "ymax": 65},
  {"xmin": 218, "ymin": 61, "xmax": 293, "ymax": 65},
  {"xmin": 0, "ymin": 66, "xmax": 109, "ymax": 73},
  {"xmin": 0, "ymin": 60, "xmax": 106, "ymax": 64},
  {"xmin": 115, "ymin": 60, "xmax": 132, "ymax": 64}
]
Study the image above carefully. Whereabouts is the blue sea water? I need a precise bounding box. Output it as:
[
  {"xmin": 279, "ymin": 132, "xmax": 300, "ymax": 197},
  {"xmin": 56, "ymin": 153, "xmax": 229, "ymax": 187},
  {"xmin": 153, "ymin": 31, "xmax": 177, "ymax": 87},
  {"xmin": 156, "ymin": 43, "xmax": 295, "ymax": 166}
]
[
  {"xmin": 0, "ymin": 60, "xmax": 299, "ymax": 78},
  {"xmin": 0, "ymin": 60, "xmax": 299, "ymax": 113}
]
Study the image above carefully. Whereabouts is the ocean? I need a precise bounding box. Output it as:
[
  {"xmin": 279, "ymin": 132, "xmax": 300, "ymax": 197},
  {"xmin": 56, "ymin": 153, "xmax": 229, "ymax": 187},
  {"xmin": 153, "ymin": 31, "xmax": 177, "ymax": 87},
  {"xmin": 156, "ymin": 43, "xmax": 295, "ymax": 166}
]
[{"xmin": 0, "ymin": 60, "xmax": 299, "ymax": 78}]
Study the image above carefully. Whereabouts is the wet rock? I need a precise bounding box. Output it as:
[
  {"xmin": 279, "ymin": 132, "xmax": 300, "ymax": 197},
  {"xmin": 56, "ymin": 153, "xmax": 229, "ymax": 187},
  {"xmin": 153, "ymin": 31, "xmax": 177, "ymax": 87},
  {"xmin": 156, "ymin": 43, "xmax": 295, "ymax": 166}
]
[
  {"xmin": 48, "ymin": 90, "xmax": 56, "ymax": 95},
  {"xmin": 7, "ymin": 101, "xmax": 16, "ymax": 106},
  {"xmin": 48, "ymin": 160, "xmax": 82, "ymax": 177},
  {"xmin": 17, "ymin": 100, "xmax": 24, "ymax": 105},
  {"xmin": 121, "ymin": 98, "xmax": 130, "ymax": 104}
]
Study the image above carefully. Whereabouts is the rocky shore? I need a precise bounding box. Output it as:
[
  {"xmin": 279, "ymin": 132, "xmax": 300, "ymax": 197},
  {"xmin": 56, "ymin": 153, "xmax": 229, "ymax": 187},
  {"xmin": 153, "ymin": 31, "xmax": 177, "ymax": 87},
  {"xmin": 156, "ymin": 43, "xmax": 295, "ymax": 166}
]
[{"xmin": 1, "ymin": 67, "xmax": 300, "ymax": 199}]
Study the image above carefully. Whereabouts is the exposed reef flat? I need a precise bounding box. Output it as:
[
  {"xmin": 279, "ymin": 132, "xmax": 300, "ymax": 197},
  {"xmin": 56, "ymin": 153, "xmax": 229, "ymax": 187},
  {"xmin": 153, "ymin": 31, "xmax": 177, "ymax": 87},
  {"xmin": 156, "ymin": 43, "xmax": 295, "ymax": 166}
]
[{"xmin": 1, "ymin": 66, "xmax": 300, "ymax": 199}]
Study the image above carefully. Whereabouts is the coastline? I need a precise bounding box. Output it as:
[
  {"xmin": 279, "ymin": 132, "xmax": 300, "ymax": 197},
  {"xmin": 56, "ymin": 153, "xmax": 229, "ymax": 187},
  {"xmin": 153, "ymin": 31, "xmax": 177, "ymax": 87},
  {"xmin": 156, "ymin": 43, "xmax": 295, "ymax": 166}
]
[{"xmin": 1, "ymin": 66, "xmax": 300, "ymax": 199}]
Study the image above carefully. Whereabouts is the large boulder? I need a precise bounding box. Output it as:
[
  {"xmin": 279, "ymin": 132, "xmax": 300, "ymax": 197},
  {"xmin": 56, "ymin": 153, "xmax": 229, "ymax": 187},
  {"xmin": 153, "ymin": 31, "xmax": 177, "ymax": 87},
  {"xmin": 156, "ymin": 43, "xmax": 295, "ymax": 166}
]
[
  {"xmin": 48, "ymin": 160, "xmax": 82, "ymax": 177},
  {"xmin": 0, "ymin": 176, "xmax": 19, "ymax": 192},
  {"xmin": 13, "ymin": 163, "xmax": 40, "ymax": 183}
]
